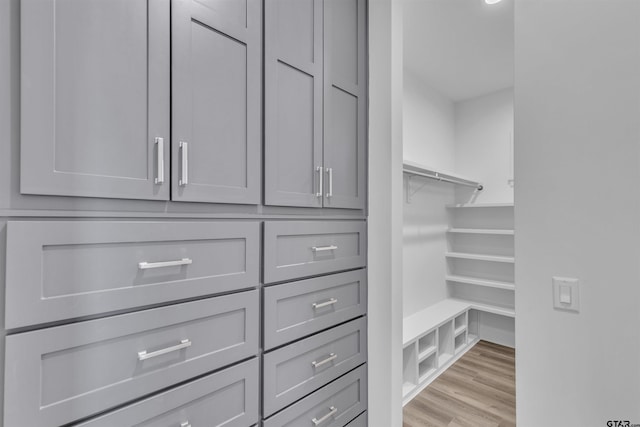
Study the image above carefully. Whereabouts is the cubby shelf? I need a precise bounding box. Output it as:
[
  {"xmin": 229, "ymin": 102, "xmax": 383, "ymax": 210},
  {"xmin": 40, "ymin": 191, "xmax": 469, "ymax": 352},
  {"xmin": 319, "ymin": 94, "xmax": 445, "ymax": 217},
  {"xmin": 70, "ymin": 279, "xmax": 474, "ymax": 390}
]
[
  {"xmin": 446, "ymin": 274, "xmax": 515, "ymax": 291},
  {"xmin": 450, "ymin": 298, "xmax": 516, "ymax": 318},
  {"xmin": 445, "ymin": 252, "xmax": 515, "ymax": 263},
  {"xmin": 447, "ymin": 228, "xmax": 514, "ymax": 235}
]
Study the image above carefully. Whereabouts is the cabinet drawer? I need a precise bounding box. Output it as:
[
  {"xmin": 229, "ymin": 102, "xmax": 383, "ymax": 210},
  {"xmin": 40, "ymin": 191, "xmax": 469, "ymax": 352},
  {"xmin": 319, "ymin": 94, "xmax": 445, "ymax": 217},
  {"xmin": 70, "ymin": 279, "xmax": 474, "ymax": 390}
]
[
  {"xmin": 263, "ymin": 364, "xmax": 367, "ymax": 427},
  {"xmin": 5, "ymin": 220, "xmax": 259, "ymax": 328},
  {"xmin": 263, "ymin": 221, "xmax": 366, "ymax": 284},
  {"xmin": 346, "ymin": 411, "xmax": 368, "ymax": 426},
  {"xmin": 264, "ymin": 269, "xmax": 367, "ymax": 350},
  {"xmin": 4, "ymin": 290, "xmax": 259, "ymax": 427},
  {"xmin": 263, "ymin": 317, "xmax": 367, "ymax": 416},
  {"xmin": 76, "ymin": 358, "xmax": 259, "ymax": 427}
]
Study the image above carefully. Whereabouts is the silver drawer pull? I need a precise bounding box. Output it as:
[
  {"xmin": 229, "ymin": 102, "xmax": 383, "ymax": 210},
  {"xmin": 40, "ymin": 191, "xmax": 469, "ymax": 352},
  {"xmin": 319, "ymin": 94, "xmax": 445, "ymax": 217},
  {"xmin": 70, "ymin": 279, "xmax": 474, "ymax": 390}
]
[
  {"xmin": 312, "ymin": 245, "xmax": 338, "ymax": 252},
  {"xmin": 315, "ymin": 166, "xmax": 323, "ymax": 198},
  {"xmin": 138, "ymin": 339, "xmax": 192, "ymax": 361},
  {"xmin": 326, "ymin": 167, "xmax": 333, "ymax": 198},
  {"xmin": 312, "ymin": 298, "xmax": 338, "ymax": 309},
  {"xmin": 180, "ymin": 422, "xmax": 191, "ymax": 427},
  {"xmin": 312, "ymin": 406, "xmax": 337, "ymax": 426},
  {"xmin": 155, "ymin": 137, "xmax": 164, "ymax": 184},
  {"xmin": 138, "ymin": 258, "xmax": 193, "ymax": 270},
  {"xmin": 311, "ymin": 353, "xmax": 337, "ymax": 368},
  {"xmin": 180, "ymin": 141, "xmax": 189, "ymax": 186}
]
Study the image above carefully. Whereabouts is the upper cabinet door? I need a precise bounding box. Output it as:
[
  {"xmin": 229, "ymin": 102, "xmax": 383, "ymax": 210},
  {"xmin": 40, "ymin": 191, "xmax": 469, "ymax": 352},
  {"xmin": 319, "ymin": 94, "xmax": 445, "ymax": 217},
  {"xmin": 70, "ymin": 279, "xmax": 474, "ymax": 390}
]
[
  {"xmin": 264, "ymin": 0, "xmax": 324, "ymax": 208},
  {"xmin": 20, "ymin": 0, "xmax": 170, "ymax": 201},
  {"xmin": 172, "ymin": 0, "xmax": 261, "ymax": 204},
  {"xmin": 323, "ymin": 0, "xmax": 367, "ymax": 210}
]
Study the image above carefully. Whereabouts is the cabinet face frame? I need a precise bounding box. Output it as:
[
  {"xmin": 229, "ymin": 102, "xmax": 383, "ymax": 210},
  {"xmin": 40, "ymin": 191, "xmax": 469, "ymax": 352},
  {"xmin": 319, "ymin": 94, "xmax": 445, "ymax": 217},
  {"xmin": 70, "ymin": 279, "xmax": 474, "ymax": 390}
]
[
  {"xmin": 20, "ymin": 0, "xmax": 171, "ymax": 201},
  {"xmin": 171, "ymin": 0, "xmax": 261, "ymax": 204}
]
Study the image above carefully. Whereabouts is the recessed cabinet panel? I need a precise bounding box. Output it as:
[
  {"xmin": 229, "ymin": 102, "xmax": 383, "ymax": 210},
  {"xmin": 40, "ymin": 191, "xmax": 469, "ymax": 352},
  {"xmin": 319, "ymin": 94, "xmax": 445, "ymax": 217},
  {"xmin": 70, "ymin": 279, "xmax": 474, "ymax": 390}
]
[
  {"xmin": 264, "ymin": 0, "xmax": 323, "ymax": 208},
  {"xmin": 20, "ymin": 0, "xmax": 170, "ymax": 200},
  {"xmin": 172, "ymin": 0, "xmax": 260, "ymax": 204}
]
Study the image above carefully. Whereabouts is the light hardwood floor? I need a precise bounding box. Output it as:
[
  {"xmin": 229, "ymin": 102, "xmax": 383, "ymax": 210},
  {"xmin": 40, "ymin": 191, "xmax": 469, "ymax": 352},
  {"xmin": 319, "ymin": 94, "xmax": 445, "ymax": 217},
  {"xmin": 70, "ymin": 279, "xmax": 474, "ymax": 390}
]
[{"xmin": 403, "ymin": 340, "xmax": 516, "ymax": 427}]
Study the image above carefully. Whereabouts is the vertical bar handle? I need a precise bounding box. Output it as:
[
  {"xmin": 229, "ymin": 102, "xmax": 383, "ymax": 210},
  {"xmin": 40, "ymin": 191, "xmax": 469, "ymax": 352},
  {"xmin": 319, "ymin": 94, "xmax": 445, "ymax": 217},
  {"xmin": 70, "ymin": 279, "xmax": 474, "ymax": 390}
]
[
  {"xmin": 315, "ymin": 166, "xmax": 323, "ymax": 197},
  {"xmin": 180, "ymin": 141, "xmax": 189, "ymax": 186},
  {"xmin": 155, "ymin": 137, "xmax": 164, "ymax": 184},
  {"xmin": 326, "ymin": 167, "xmax": 333, "ymax": 198},
  {"xmin": 312, "ymin": 407, "xmax": 338, "ymax": 426}
]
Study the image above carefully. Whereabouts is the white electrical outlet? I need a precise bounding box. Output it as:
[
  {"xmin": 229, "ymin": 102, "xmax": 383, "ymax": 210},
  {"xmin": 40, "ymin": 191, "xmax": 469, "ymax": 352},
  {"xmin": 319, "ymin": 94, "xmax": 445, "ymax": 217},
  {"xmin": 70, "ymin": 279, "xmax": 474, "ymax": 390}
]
[{"xmin": 552, "ymin": 277, "xmax": 580, "ymax": 312}]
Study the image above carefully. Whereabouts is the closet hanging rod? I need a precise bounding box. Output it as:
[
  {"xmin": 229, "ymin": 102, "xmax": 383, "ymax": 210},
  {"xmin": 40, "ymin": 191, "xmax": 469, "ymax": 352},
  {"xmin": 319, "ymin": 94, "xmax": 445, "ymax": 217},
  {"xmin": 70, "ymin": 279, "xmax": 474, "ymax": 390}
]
[{"xmin": 403, "ymin": 164, "xmax": 483, "ymax": 191}]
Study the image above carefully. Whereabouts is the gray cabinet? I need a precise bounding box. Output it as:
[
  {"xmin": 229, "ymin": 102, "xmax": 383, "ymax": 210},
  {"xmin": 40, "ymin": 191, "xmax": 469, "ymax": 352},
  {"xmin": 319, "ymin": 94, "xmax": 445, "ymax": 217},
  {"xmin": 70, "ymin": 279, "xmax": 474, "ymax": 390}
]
[
  {"xmin": 264, "ymin": 0, "xmax": 366, "ymax": 210},
  {"xmin": 76, "ymin": 358, "xmax": 259, "ymax": 427},
  {"xmin": 20, "ymin": 0, "xmax": 170, "ymax": 201},
  {"xmin": 263, "ymin": 364, "xmax": 367, "ymax": 427},
  {"xmin": 172, "ymin": 0, "xmax": 261, "ymax": 204},
  {"xmin": 262, "ymin": 317, "xmax": 367, "ymax": 416},
  {"xmin": 323, "ymin": 0, "xmax": 367, "ymax": 210},
  {"xmin": 5, "ymin": 220, "xmax": 260, "ymax": 329},
  {"xmin": 5, "ymin": 291, "xmax": 259, "ymax": 427},
  {"xmin": 263, "ymin": 221, "xmax": 367, "ymax": 284}
]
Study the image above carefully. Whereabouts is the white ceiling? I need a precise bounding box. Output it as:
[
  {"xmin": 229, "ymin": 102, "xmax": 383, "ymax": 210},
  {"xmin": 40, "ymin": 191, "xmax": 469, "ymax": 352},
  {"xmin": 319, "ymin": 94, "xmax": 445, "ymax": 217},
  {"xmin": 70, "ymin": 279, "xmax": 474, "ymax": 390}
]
[{"xmin": 403, "ymin": 0, "xmax": 514, "ymax": 102}]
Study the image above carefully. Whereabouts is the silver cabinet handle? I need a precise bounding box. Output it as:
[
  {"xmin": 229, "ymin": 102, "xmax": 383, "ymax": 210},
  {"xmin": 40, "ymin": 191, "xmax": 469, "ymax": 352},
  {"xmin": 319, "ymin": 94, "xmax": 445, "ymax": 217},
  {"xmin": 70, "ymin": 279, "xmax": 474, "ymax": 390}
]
[
  {"xmin": 138, "ymin": 339, "xmax": 192, "ymax": 361},
  {"xmin": 312, "ymin": 406, "xmax": 338, "ymax": 426},
  {"xmin": 180, "ymin": 422, "xmax": 191, "ymax": 427},
  {"xmin": 312, "ymin": 298, "xmax": 338, "ymax": 309},
  {"xmin": 155, "ymin": 137, "xmax": 164, "ymax": 184},
  {"xmin": 315, "ymin": 166, "xmax": 323, "ymax": 197},
  {"xmin": 179, "ymin": 141, "xmax": 189, "ymax": 186},
  {"xmin": 311, "ymin": 353, "xmax": 337, "ymax": 368},
  {"xmin": 326, "ymin": 167, "xmax": 333, "ymax": 198},
  {"xmin": 138, "ymin": 258, "xmax": 193, "ymax": 270},
  {"xmin": 312, "ymin": 245, "xmax": 338, "ymax": 252}
]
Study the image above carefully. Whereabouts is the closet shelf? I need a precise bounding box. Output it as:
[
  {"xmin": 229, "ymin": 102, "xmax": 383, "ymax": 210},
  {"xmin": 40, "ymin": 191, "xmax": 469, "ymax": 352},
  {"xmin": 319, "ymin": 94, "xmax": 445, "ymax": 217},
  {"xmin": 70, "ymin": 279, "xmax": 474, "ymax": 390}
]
[
  {"xmin": 445, "ymin": 252, "xmax": 515, "ymax": 263},
  {"xmin": 446, "ymin": 275, "xmax": 515, "ymax": 291},
  {"xmin": 447, "ymin": 228, "xmax": 514, "ymax": 235},
  {"xmin": 450, "ymin": 298, "xmax": 516, "ymax": 318},
  {"xmin": 418, "ymin": 346, "xmax": 437, "ymax": 361},
  {"xmin": 454, "ymin": 325, "xmax": 467, "ymax": 337},
  {"xmin": 403, "ymin": 161, "xmax": 483, "ymax": 190}
]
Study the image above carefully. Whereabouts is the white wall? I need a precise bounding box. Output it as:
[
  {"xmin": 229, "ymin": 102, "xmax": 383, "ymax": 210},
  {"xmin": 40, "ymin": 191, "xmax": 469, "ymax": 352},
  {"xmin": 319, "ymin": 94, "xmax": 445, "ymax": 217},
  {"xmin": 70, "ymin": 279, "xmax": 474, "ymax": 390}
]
[
  {"xmin": 515, "ymin": 1, "xmax": 640, "ymax": 425},
  {"xmin": 402, "ymin": 180, "xmax": 454, "ymax": 317},
  {"xmin": 368, "ymin": 0, "xmax": 404, "ymax": 426},
  {"xmin": 403, "ymin": 69, "xmax": 456, "ymax": 171},
  {"xmin": 455, "ymin": 88, "xmax": 514, "ymax": 204},
  {"xmin": 402, "ymin": 69, "xmax": 456, "ymax": 318}
]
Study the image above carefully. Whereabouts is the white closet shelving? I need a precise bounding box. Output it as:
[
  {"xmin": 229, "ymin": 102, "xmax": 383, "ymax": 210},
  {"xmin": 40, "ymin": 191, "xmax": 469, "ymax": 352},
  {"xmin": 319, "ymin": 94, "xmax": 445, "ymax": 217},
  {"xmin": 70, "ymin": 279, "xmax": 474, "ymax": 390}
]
[{"xmin": 402, "ymin": 203, "xmax": 516, "ymax": 406}]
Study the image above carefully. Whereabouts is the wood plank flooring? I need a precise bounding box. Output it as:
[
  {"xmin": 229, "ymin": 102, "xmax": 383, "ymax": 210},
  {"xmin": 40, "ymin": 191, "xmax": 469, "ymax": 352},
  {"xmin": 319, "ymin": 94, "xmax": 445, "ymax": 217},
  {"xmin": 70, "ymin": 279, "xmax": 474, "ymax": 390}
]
[{"xmin": 403, "ymin": 340, "xmax": 516, "ymax": 427}]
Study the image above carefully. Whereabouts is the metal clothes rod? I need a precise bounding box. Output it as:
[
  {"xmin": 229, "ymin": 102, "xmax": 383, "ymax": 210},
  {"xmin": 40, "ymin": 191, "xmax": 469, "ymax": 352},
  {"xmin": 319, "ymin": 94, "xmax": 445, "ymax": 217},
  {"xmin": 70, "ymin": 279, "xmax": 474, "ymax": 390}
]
[{"xmin": 403, "ymin": 164, "xmax": 483, "ymax": 191}]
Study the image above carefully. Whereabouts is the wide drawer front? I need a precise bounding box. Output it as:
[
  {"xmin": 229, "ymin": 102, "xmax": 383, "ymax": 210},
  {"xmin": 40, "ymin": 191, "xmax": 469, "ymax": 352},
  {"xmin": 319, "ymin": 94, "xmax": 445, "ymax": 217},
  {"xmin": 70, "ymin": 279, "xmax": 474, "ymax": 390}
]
[
  {"xmin": 263, "ymin": 364, "xmax": 367, "ymax": 427},
  {"xmin": 345, "ymin": 411, "xmax": 367, "ymax": 426},
  {"xmin": 263, "ymin": 221, "xmax": 366, "ymax": 284},
  {"xmin": 76, "ymin": 358, "xmax": 259, "ymax": 427},
  {"xmin": 264, "ymin": 269, "xmax": 367, "ymax": 350},
  {"xmin": 4, "ymin": 290, "xmax": 259, "ymax": 427},
  {"xmin": 5, "ymin": 220, "xmax": 260, "ymax": 328},
  {"xmin": 263, "ymin": 317, "xmax": 367, "ymax": 416}
]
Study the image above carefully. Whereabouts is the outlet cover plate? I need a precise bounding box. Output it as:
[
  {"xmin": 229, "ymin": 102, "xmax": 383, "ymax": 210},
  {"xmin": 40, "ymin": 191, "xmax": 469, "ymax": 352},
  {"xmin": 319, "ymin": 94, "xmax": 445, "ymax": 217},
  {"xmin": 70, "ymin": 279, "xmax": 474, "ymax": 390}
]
[{"xmin": 553, "ymin": 276, "xmax": 580, "ymax": 312}]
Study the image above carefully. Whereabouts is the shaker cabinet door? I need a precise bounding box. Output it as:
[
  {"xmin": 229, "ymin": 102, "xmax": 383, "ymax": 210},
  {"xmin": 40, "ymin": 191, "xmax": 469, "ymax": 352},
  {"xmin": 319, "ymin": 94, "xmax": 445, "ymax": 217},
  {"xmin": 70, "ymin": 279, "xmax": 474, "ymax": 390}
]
[
  {"xmin": 323, "ymin": 0, "xmax": 367, "ymax": 210},
  {"xmin": 264, "ymin": 0, "xmax": 324, "ymax": 208},
  {"xmin": 20, "ymin": 0, "xmax": 170, "ymax": 201},
  {"xmin": 171, "ymin": 0, "xmax": 261, "ymax": 204}
]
